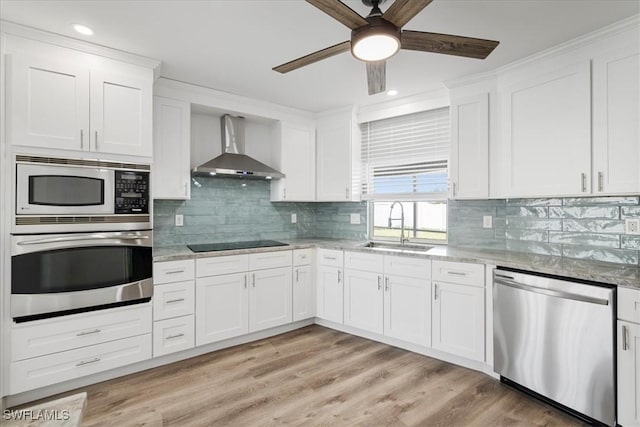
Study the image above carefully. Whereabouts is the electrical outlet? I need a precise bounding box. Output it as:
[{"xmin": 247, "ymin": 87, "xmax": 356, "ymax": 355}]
[
  {"xmin": 483, "ymin": 215, "xmax": 493, "ymax": 229},
  {"xmin": 350, "ymin": 213, "xmax": 361, "ymax": 225},
  {"xmin": 625, "ymin": 218, "xmax": 640, "ymax": 235},
  {"xmin": 291, "ymin": 213, "xmax": 297, "ymax": 224},
  {"xmin": 175, "ymin": 214, "xmax": 184, "ymax": 227}
]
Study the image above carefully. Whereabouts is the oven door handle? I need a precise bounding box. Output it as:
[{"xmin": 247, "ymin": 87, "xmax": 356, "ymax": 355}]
[{"xmin": 17, "ymin": 234, "xmax": 150, "ymax": 246}]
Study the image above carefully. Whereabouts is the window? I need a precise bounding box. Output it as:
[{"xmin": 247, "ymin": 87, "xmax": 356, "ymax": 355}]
[{"xmin": 360, "ymin": 107, "xmax": 449, "ymax": 243}]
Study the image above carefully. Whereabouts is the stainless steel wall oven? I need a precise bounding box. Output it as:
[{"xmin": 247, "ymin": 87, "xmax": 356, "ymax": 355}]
[{"xmin": 11, "ymin": 230, "xmax": 153, "ymax": 322}]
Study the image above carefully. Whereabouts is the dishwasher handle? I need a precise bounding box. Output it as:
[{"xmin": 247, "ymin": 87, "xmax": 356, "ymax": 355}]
[{"xmin": 495, "ymin": 277, "xmax": 610, "ymax": 306}]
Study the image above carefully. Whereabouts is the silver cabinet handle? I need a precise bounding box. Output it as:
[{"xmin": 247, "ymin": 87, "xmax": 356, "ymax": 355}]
[
  {"xmin": 165, "ymin": 269, "xmax": 185, "ymax": 275},
  {"xmin": 252, "ymin": 273, "xmax": 256, "ymax": 287},
  {"xmin": 184, "ymin": 182, "xmax": 188, "ymax": 196},
  {"xmin": 452, "ymin": 182, "xmax": 456, "ymax": 197},
  {"xmin": 296, "ymin": 268, "xmax": 299, "ymax": 283},
  {"xmin": 166, "ymin": 333, "xmax": 185, "ymax": 340},
  {"xmin": 581, "ymin": 173, "xmax": 587, "ymax": 192},
  {"xmin": 95, "ymin": 130, "xmax": 98, "ymax": 150},
  {"xmin": 166, "ymin": 298, "xmax": 185, "ymax": 304},
  {"xmin": 300, "ymin": 254, "xmax": 307, "ymax": 259},
  {"xmin": 623, "ymin": 325, "xmax": 630, "ymax": 351},
  {"xmin": 324, "ymin": 256, "xmax": 337, "ymax": 261},
  {"xmin": 337, "ymin": 270, "xmax": 341, "ymax": 283},
  {"xmin": 76, "ymin": 357, "xmax": 100, "ymax": 367},
  {"xmin": 385, "ymin": 277, "xmax": 389, "ymax": 292},
  {"xmin": 598, "ymin": 172, "xmax": 604, "ymax": 192},
  {"xmin": 244, "ymin": 274, "xmax": 247, "ymax": 289},
  {"xmin": 377, "ymin": 276, "xmax": 382, "ymax": 290},
  {"xmin": 345, "ymin": 187, "xmax": 349, "ymax": 200},
  {"xmin": 434, "ymin": 283, "xmax": 438, "ymax": 300},
  {"xmin": 283, "ymin": 188, "xmax": 287, "ymax": 199},
  {"xmin": 80, "ymin": 129, "xmax": 84, "ymax": 149},
  {"xmin": 447, "ymin": 271, "xmax": 467, "ymax": 276},
  {"xmin": 76, "ymin": 328, "xmax": 101, "ymax": 337}
]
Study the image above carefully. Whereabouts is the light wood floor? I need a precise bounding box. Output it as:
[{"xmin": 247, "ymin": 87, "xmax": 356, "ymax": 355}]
[{"xmin": 35, "ymin": 326, "xmax": 584, "ymax": 426}]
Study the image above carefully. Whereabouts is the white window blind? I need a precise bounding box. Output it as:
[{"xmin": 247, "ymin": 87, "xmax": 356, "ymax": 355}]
[{"xmin": 360, "ymin": 107, "xmax": 450, "ymax": 200}]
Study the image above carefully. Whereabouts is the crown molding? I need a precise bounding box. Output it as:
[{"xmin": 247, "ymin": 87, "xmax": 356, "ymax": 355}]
[{"xmin": 0, "ymin": 20, "xmax": 162, "ymax": 78}]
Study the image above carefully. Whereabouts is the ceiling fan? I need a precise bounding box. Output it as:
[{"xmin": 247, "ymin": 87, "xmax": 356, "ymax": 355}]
[{"xmin": 273, "ymin": 0, "xmax": 500, "ymax": 95}]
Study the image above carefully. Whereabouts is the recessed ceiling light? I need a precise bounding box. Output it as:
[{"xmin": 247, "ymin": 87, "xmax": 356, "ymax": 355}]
[
  {"xmin": 387, "ymin": 90, "xmax": 398, "ymax": 96},
  {"xmin": 72, "ymin": 24, "xmax": 94, "ymax": 36}
]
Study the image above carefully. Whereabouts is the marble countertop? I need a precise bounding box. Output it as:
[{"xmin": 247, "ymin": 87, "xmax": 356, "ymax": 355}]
[
  {"xmin": 154, "ymin": 239, "xmax": 640, "ymax": 289},
  {"xmin": 4, "ymin": 392, "xmax": 87, "ymax": 427}
]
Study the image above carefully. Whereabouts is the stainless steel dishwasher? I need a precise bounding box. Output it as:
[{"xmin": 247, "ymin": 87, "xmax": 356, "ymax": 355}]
[{"xmin": 493, "ymin": 268, "xmax": 616, "ymax": 426}]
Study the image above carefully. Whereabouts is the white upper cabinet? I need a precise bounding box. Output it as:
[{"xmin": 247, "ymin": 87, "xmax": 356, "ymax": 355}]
[
  {"xmin": 7, "ymin": 51, "xmax": 153, "ymax": 158},
  {"xmin": 91, "ymin": 70, "xmax": 152, "ymax": 156},
  {"xmin": 271, "ymin": 121, "xmax": 316, "ymax": 201},
  {"xmin": 500, "ymin": 61, "xmax": 592, "ymax": 197},
  {"xmin": 316, "ymin": 109, "xmax": 360, "ymax": 201},
  {"xmin": 8, "ymin": 54, "xmax": 90, "ymax": 151},
  {"xmin": 449, "ymin": 92, "xmax": 490, "ymax": 199},
  {"xmin": 593, "ymin": 46, "xmax": 640, "ymax": 195},
  {"xmin": 153, "ymin": 96, "xmax": 191, "ymax": 199}
]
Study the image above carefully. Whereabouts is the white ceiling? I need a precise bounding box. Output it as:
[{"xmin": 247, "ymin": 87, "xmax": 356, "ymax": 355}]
[{"xmin": 1, "ymin": 0, "xmax": 638, "ymax": 113}]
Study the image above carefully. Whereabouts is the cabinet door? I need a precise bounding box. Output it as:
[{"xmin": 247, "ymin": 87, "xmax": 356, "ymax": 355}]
[
  {"xmin": 343, "ymin": 269, "xmax": 383, "ymax": 334},
  {"xmin": 8, "ymin": 54, "xmax": 90, "ymax": 150},
  {"xmin": 618, "ymin": 320, "xmax": 640, "ymax": 427},
  {"xmin": 593, "ymin": 47, "xmax": 640, "ymax": 194},
  {"xmin": 316, "ymin": 265, "xmax": 344, "ymax": 323},
  {"xmin": 316, "ymin": 114, "xmax": 353, "ymax": 201},
  {"xmin": 272, "ymin": 123, "xmax": 315, "ymax": 201},
  {"xmin": 293, "ymin": 265, "xmax": 315, "ymax": 321},
  {"xmin": 153, "ymin": 96, "xmax": 191, "ymax": 199},
  {"xmin": 249, "ymin": 267, "xmax": 292, "ymax": 332},
  {"xmin": 432, "ymin": 281, "xmax": 484, "ymax": 361},
  {"xmin": 91, "ymin": 69, "xmax": 152, "ymax": 156},
  {"xmin": 195, "ymin": 272, "xmax": 248, "ymax": 346},
  {"xmin": 449, "ymin": 93, "xmax": 489, "ymax": 199},
  {"xmin": 501, "ymin": 61, "xmax": 591, "ymax": 197},
  {"xmin": 384, "ymin": 274, "xmax": 430, "ymax": 347}
]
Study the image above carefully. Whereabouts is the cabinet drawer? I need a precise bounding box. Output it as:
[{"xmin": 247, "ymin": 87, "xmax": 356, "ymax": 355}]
[
  {"xmin": 344, "ymin": 251, "xmax": 383, "ymax": 273},
  {"xmin": 153, "ymin": 280, "xmax": 195, "ymax": 321},
  {"xmin": 384, "ymin": 256, "xmax": 431, "ymax": 279},
  {"xmin": 153, "ymin": 315, "xmax": 195, "ymax": 357},
  {"xmin": 249, "ymin": 250, "xmax": 292, "ymax": 271},
  {"xmin": 432, "ymin": 260, "xmax": 484, "ymax": 287},
  {"xmin": 293, "ymin": 248, "xmax": 313, "ymax": 266},
  {"xmin": 619, "ymin": 287, "xmax": 640, "ymax": 324},
  {"xmin": 11, "ymin": 334, "xmax": 152, "ymax": 394},
  {"xmin": 12, "ymin": 304, "xmax": 152, "ymax": 362},
  {"xmin": 317, "ymin": 248, "xmax": 343, "ymax": 267},
  {"xmin": 153, "ymin": 259, "xmax": 195, "ymax": 285},
  {"xmin": 197, "ymin": 254, "xmax": 249, "ymax": 277}
]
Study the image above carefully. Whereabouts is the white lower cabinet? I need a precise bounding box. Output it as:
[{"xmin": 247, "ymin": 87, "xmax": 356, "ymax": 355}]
[
  {"xmin": 344, "ymin": 269, "xmax": 384, "ymax": 334},
  {"xmin": 432, "ymin": 281, "xmax": 485, "ymax": 361},
  {"xmin": 618, "ymin": 286, "xmax": 640, "ymax": 427},
  {"xmin": 196, "ymin": 272, "xmax": 249, "ymax": 346},
  {"xmin": 293, "ymin": 249, "xmax": 314, "ymax": 321},
  {"xmin": 343, "ymin": 252, "xmax": 431, "ymax": 348},
  {"xmin": 316, "ymin": 264, "xmax": 344, "ymax": 323},
  {"xmin": 249, "ymin": 267, "xmax": 293, "ymax": 332},
  {"xmin": 195, "ymin": 251, "xmax": 293, "ymax": 346},
  {"xmin": 153, "ymin": 315, "xmax": 195, "ymax": 357}
]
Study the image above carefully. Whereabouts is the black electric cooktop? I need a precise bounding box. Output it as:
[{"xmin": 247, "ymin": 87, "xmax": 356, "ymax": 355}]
[{"xmin": 188, "ymin": 240, "xmax": 289, "ymax": 253}]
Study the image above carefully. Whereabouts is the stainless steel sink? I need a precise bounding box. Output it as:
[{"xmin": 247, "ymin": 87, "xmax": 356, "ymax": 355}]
[{"xmin": 360, "ymin": 241, "xmax": 433, "ymax": 253}]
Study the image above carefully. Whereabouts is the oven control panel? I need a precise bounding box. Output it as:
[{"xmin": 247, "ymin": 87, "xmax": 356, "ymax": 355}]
[{"xmin": 115, "ymin": 171, "xmax": 149, "ymax": 214}]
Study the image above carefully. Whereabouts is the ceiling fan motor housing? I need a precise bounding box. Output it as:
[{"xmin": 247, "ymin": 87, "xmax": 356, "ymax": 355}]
[{"xmin": 351, "ymin": 16, "xmax": 401, "ymax": 61}]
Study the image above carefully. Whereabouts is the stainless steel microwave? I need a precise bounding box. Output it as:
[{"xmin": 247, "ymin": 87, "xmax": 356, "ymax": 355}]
[{"xmin": 14, "ymin": 155, "xmax": 151, "ymax": 232}]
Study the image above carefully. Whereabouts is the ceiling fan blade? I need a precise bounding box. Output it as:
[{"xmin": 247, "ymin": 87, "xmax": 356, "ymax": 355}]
[
  {"xmin": 401, "ymin": 30, "xmax": 499, "ymax": 59},
  {"xmin": 382, "ymin": 0, "xmax": 434, "ymax": 28},
  {"xmin": 366, "ymin": 60, "xmax": 386, "ymax": 95},
  {"xmin": 306, "ymin": 0, "xmax": 368, "ymax": 30},
  {"xmin": 273, "ymin": 41, "xmax": 351, "ymax": 74}
]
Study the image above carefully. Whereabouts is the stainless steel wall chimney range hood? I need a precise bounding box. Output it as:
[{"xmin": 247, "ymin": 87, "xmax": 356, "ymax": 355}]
[{"xmin": 192, "ymin": 115, "xmax": 285, "ymax": 179}]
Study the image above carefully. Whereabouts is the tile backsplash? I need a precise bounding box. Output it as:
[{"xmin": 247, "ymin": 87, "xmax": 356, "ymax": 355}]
[
  {"xmin": 448, "ymin": 196, "xmax": 640, "ymax": 265},
  {"xmin": 153, "ymin": 177, "xmax": 367, "ymax": 246}
]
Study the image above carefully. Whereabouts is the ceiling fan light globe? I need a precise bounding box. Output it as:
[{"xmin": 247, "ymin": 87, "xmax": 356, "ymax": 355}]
[{"xmin": 352, "ymin": 34, "xmax": 400, "ymax": 61}]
